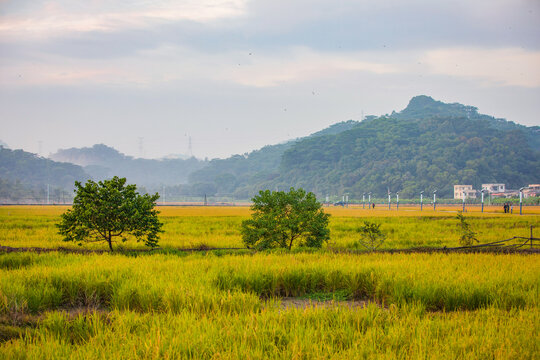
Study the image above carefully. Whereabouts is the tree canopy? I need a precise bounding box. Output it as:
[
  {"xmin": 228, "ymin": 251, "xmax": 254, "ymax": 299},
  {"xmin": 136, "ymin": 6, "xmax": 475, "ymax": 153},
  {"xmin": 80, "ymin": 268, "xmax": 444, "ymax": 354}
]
[
  {"xmin": 241, "ymin": 188, "xmax": 330, "ymax": 250},
  {"xmin": 57, "ymin": 176, "xmax": 163, "ymax": 251}
]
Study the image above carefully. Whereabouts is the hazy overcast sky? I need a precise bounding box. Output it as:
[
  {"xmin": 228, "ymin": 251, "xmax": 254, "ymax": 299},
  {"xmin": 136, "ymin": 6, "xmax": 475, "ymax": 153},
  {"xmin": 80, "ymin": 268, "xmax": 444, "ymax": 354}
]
[{"xmin": 1, "ymin": 0, "xmax": 539, "ymax": 159}]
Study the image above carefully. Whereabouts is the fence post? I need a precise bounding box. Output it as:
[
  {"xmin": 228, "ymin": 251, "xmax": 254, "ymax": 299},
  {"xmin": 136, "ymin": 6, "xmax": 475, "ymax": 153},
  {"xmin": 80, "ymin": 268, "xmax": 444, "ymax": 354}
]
[{"xmin": 531, "ymin": 226, "xmax": 534, "ymax": 248}]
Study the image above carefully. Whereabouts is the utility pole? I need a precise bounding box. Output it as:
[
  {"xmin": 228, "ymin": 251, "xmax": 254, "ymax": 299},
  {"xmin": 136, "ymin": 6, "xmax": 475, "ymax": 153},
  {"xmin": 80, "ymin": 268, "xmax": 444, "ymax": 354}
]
[
  {"xmin": 396, "ymin": 191, "xmax": 399, "ymax": 211},
  {"xmin": 420, "ymin": 191, "xmax": 424, "ymax": 211},
  {"xmin": 362, "ymin": 193, "xmax": 365, "ymax": 209},
  {"xmin": 519, "ymin": 187, "xmax": 526, "ymax": 215},
  {"xmin": 387, "ymin": 190, "xmax": 391, "ymax": 210},
  {"xmin": 368, "ymin": 192, "xmax": 371, "ymax": 209},
  {"xmin": 433, "ymin": 190, "xmax": 437, "ymax": 211}
]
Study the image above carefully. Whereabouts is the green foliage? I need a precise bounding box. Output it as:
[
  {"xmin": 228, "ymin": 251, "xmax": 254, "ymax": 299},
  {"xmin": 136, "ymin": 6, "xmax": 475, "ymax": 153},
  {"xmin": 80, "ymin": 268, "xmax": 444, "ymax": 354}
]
[
  {"xmin": 57, "ymin": 176, "xmax": 163, "ymax": 251},
  {"xmin": 278, "ymin": 113, "xmax": 539, "ymax": 198},
  {"xmin": 241, "ymin": 188, "xmax": 330, "ymax": 250},
  {"xmin": 356, "ymin": 221, "xmax": 386, "ymax": 250},
  {"xmin": 456, "ymin": 211, "xmax": 478, "ymax": 246}
]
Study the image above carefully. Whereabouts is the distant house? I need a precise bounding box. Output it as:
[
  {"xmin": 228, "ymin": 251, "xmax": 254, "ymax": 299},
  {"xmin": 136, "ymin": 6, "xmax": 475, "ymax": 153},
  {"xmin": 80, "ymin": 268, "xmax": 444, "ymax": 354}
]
[
  {"xmin": 523, "ymin": 184, "xmax": 540, "ymax": 198},
  {"xmin": 482, "ymin": 183, "xmax": 505, "ymax": 193},
  {"xmin": 491, "ymin": 191, "xmax": 518, "ymax": 198},
  {"xmin": 454, "ymin": 185, "xmax": 477, "ymax": 199}
]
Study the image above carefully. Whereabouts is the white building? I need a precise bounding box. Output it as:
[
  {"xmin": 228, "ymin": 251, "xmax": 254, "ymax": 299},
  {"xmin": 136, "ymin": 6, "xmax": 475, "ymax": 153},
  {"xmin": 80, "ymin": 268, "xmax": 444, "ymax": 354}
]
[
  {"xmin": 454, "ymin": 185, "xmax": 477, "ymax": 199},
  {"xmin": 482, "ymin": 183, "xmax": 505, "ymax": 193},
  {"xmin": 524, "ymin": 184, "xmax": 540, "ymax": 198}
]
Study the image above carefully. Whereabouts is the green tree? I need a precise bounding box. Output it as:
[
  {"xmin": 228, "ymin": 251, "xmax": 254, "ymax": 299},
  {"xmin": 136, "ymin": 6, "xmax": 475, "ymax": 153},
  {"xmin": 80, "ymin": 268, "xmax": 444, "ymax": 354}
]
[
  {"xmin": 57, "ymin": 176, "xmax": 163, "ymax": 251},
  {"xmin": 241, "ymin": 188, "xmax": 330, "ymax": 250}
]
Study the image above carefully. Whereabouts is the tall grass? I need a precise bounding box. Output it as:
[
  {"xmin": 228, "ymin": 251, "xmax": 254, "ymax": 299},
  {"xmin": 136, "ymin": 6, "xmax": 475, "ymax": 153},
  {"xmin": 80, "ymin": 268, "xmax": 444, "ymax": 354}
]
[
  {"xmin": 1, "ymin": 306, "xmax": 538, "ymax": 359},
  {"xmin": 1, "ymin": 252, "xmax": 537, "ymax": 315}
]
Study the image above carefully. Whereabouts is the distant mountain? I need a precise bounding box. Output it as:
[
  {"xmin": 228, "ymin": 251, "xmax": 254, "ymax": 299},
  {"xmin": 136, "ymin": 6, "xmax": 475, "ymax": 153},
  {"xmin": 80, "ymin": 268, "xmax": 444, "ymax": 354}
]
[
  {"xmin": 393, "ymin": 95, "xmax": 540, "ymax": 151},
  {"xmin": 270, "ymin": 96, "xmax": 540, "ymax": 198},
  {"xmin": 5, "ymin": 96, "xmax": 536, "ymax": 201},
  {"xmin": 187, "ymin": 95, "xmax": 539, "ymax": 198},
  {"xmin": 0, "ymin": 147, "xmax": 90, "ymax": 202},
  {"xmin": 187, "ymin": 120, "xmax": 360, "ymax": 196},
  {"xmin": 0, "ymin": 140, "xmax": 9, "ymax": 149},
  {"xmin": 50, "ymin": 144, "xmax": 207, "ymax": 187}
]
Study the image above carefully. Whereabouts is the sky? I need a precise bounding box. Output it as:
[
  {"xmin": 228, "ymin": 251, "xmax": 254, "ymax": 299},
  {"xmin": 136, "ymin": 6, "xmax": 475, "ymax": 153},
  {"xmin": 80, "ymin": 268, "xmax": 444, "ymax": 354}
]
[{"xmin": 1, "ymin": 0, "xmax": 539, "ymax": 160}]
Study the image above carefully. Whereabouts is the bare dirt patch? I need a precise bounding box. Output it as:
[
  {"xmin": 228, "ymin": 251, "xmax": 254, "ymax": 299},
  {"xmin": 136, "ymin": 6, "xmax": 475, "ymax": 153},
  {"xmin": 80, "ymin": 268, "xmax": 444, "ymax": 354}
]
[{"xmin": 277, "ymin": 297, "xmax": 379, "ymax": 310}]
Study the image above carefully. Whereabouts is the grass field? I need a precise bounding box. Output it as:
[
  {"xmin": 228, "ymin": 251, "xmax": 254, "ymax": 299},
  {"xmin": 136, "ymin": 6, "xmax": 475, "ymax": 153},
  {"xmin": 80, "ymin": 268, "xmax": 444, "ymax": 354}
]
[
  {"xmin": 0, "ymin": 206, "xmax": 539, "ymax": 359},
  {"xmin": 1, "ymin": 205, "xmax": 539, "ymax": 250}
]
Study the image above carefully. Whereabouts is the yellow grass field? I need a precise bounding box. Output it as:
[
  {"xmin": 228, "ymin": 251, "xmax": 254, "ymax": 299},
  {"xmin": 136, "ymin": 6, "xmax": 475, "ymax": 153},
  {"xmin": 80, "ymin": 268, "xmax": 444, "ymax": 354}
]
[
  {"xmin": 0, "ymin": 205, "xmax": 539, "ymax": 358},
  {"xmin": 1, "ymin": 205, "xmax": 538, "ymax": 250}
]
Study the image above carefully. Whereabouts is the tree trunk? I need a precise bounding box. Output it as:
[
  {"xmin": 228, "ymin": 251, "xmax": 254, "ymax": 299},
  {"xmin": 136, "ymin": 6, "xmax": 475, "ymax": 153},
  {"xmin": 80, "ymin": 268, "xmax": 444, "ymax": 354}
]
[
  {"xmin": 288, "ymin": 235, "xmax": 294, "ymax": 251},
  {"xmin": 108, "ymin": 231, "xmax": 113, "ymax": 252}
]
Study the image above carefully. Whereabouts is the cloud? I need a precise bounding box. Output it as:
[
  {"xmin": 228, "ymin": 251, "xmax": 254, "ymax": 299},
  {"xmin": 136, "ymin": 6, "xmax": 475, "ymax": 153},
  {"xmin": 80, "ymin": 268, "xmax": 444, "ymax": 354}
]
[
  {"xmin": 0, "ymin": 45, "xmax": 403, "ymax": 88},
  {"xmin": 423, "ymin": 47, "xmax": 540, "ymax": 88},
  {"xmin": 0, "ymin": 0, "xmax": 247, "ymax": 38},
  {"xmin": 5, "ymin": 44, "xmax": 539, "ymax": 90},
  {"xmin": 216, "ymin": 48, "xmax": 400, "ymax": 87}
]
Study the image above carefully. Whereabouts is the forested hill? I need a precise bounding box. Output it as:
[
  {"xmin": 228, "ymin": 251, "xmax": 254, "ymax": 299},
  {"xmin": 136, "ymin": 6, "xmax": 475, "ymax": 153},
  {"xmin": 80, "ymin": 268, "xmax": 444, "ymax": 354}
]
[
  {"xmin": 50, "ymin": 144, "xmax": 207, "ymax": 187},
  {"xmin": 267, "ymin": 96, "xmax": 540, "ymax": 198},
  {"xmin": 393, "ymin": 95, "xmax": 540, "ymax": 151},
  {"xmin": 187, "ymin": 120, "xmax": 359, "ymax": 195},
  {"xmin": 0, "ymin": 146, "xmax": 90, "ymax": 195},
  {"xmin": 190, "ymin": 95, "xmax": 539, "ymax": 199}
]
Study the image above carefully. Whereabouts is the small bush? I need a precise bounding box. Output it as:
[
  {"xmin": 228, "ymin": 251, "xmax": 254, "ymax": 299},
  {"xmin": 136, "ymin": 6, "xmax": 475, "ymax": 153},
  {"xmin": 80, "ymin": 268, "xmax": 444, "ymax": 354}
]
[
  {"xmin": 456, "ymin": 212, "xmax": 478, "ymax": 246},
  {"xmin": 356, "ymin": 221, "xmax": 386, "ymax": 251}
]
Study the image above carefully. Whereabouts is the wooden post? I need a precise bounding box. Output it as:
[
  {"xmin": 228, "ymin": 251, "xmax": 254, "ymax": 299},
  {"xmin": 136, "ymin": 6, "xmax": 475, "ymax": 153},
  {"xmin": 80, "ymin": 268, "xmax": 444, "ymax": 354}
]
[{"xmin": 531, "ymin": 226, "xmax": 534, "ymax": 248}]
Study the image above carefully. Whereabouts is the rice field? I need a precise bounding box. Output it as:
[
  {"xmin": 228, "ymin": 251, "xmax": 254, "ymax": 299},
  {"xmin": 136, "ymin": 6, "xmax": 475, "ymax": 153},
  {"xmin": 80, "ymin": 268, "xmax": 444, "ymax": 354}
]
[
  {"xmin": 1, "ymin": 205, "xmax": 539, "ymax": 250},
  {"xmin": 0, "ymin": 206, "xmax": 539, "ymax": 359}
]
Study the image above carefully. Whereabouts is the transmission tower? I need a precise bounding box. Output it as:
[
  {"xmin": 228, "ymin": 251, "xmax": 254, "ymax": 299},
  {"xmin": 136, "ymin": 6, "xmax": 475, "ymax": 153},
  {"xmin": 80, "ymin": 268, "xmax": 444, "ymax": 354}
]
[{"xmin": 138, "ymin": 137, "xmax": 144, "ymax": 158}]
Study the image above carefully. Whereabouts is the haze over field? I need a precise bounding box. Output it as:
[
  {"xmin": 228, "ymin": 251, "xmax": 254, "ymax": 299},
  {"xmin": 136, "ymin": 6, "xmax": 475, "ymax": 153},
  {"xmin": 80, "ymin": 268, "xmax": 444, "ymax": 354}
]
[{"xmin": 1, "ymin": 0, "xmax": 540, "ymax": 159}]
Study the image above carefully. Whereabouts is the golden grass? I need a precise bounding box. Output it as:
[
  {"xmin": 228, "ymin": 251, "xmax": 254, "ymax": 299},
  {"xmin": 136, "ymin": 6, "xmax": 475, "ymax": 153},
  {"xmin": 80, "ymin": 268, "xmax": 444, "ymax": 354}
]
[
  {"xmin": 0, "ymin": 206, "xmax": 538, "ymax": 250},
  {"xmin": 0, "ymin": 251, "xmax": 538, "ymax": 358},
  {"xmin": 0, "ymin": 206, "xmax": 539, "ymax": 358}
]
